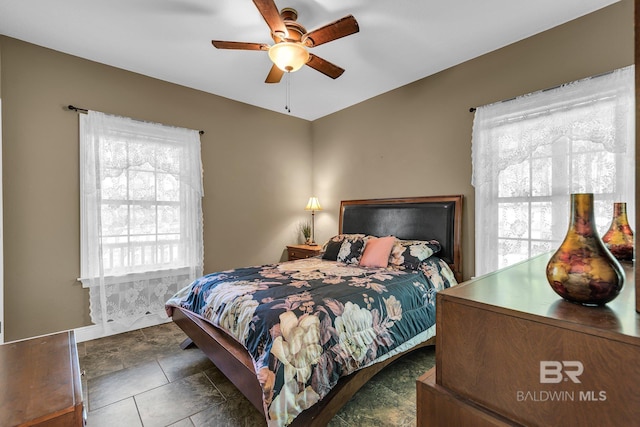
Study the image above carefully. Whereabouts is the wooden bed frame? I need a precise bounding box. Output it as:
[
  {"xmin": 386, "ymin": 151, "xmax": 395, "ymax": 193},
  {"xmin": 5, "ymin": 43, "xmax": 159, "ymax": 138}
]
[{"xmin": 170, "ymin": 195, "xmax": 463, "ymax": 426}]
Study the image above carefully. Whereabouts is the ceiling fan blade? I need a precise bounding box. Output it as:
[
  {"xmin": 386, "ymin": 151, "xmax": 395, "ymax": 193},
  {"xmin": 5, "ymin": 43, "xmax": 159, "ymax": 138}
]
[
  {"xmin": 306, "ymin": 54, "xmax": 345, "ymax": 79},
  {"xmin": 211, "ymin": 40, "xmax": 269, "ymax": 51},
  {"xmin": 252, "ymin": 0, "xmax": 287, "ymax": 38},
  {"xmin": 265, "ymin": 64, "xmax": 285, "ymax": 83},
  {"xmin": 302, "ymin": 15, "xmax": 359, "ymax": 47}
]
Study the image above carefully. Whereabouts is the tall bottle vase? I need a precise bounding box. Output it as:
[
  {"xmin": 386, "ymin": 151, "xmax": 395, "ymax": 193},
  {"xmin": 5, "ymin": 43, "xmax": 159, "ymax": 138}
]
[
  {"xmin": 602, "ymin": 202, "xmax": 634, "ymax": 262},
  {"xmin": 546, "ymin": 193, "xmax": 624, "ymax": 306}
]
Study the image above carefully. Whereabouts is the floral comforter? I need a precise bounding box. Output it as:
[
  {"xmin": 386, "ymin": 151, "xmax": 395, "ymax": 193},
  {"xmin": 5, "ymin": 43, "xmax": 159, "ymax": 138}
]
[{"xmin": 165, "ymin": 256, "xmax": 456, "ymax": 426}]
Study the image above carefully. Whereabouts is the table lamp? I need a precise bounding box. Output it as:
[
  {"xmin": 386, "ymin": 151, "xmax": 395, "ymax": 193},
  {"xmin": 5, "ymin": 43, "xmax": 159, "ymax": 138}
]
[{"xmin": 304, "ymin": 197, "xmax": 322, "ymax": 245}]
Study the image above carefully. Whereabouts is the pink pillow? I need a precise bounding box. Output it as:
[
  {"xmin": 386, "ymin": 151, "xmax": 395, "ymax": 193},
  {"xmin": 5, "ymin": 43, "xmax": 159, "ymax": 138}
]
[{"xmin": 359, "ymin": 236, "xmax": 396, "ymax": 268}]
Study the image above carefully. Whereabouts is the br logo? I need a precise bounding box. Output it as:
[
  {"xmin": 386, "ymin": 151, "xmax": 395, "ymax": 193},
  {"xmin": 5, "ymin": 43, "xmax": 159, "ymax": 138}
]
[{"xmin": 540, "ymin": 361, "xmax": 584, "ymax": 384}]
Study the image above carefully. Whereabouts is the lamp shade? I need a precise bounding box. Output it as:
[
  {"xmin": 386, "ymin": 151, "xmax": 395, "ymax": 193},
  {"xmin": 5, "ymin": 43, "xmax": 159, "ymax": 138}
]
[
  {"xmin": 268, "ymin": 42, "xmax": 310, "ymax": 72},
  {"xmin": 305, "ymin": 197, "xmax": 322, "ymax": 211}
]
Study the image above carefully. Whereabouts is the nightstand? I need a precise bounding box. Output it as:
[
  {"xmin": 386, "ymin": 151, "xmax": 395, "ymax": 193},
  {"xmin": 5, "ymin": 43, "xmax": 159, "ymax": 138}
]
[{"xmin": 287, "ymin": 244, "xmax": 322, "ymax": 260}]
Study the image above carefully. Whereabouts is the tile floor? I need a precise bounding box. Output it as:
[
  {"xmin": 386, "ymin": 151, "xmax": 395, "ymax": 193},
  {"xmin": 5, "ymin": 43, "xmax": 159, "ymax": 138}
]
[{"xmin": 78, "ymin": 322, "xmax": 435, "ymax": 427}]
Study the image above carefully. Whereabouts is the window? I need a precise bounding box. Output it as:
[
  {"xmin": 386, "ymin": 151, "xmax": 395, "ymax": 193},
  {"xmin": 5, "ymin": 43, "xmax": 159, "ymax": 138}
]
[
  {"xmin": 472, "ymin": 66, "xmax": 634, "ymax": 276},
  {"xmin": 80, "ymin": 111, "xmax": 203, "ymax": 330}
]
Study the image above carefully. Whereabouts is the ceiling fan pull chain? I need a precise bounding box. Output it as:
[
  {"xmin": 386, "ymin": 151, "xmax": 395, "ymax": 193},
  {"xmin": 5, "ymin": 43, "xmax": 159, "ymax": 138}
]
[{"xmin": 285, "ymin": 72, "xmax": 291, "ymax": 113}]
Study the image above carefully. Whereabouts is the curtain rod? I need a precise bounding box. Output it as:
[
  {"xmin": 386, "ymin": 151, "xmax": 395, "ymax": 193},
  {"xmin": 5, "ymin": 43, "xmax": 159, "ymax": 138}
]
[
  {"xmin": 67, "ymin": 105, "xmax": 205, "ymax": 135},
  {"xmin": 468, "ymin": 69, "xmax": 617, "ymax": 113}
]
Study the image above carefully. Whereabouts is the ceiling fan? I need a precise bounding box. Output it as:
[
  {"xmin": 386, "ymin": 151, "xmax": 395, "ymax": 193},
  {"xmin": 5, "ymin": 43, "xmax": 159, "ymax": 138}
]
[{"xmin": 212, "ymin": 0, "xmax": 359, "ymax": 83}]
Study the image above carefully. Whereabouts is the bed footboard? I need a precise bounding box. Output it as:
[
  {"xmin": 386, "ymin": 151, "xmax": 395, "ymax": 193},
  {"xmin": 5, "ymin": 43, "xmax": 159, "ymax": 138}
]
[
  {"xmin": 171, "ymin": 308, "xmax": 265, "ymax": 414},
  {"xmin": 172, "ymin": 306, "xmax": 435, "ymax": 426}
]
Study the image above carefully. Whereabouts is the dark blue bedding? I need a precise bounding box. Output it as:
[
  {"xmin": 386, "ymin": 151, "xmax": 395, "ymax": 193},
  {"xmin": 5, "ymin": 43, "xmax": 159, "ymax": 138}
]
[{"xmin": 166, "ymin": 256, "xmax": 456, "ymax": 426}]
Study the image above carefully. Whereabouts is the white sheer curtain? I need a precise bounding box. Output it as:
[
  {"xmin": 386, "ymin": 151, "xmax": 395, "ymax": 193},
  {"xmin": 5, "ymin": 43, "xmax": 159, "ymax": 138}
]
[
  {"xmin": 472, "ymin": 65, "xmax": 635, "ymax": 276},
  {"xmin": 80, "ymin": 111, "xmax": 203, "ymax": 334}
]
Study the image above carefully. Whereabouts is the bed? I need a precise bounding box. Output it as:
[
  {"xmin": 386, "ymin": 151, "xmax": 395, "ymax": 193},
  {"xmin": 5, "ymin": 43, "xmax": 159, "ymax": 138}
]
[{"xmin": 165, "ymin": 195, "xmax": 463, "ymax": 426}]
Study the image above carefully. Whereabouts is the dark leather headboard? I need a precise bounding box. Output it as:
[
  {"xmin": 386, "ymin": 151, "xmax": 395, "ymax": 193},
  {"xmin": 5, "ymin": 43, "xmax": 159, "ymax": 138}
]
[{"xmin": 339, "ymin": 195, "xmax": 463, "ymax": 281}]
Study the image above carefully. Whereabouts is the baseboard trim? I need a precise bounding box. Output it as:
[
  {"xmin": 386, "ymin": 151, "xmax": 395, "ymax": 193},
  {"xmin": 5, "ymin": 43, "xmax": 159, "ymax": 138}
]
[{"xmin": 74, "ymin": 314, "xmax": 172, "ymax": 342}]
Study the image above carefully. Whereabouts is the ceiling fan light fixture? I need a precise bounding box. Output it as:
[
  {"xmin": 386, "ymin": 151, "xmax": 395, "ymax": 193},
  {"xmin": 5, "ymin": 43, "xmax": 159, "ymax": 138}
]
[{"xmin": 268, "ymin": 42, "xmax": 309, "ymax": 72}]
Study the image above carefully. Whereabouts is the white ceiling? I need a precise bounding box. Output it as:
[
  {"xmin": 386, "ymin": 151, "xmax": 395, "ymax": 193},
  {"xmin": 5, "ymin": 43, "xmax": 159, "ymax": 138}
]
[{"xmin": 0, "ymin": 0, "xmax": 619, "ymax": 121}]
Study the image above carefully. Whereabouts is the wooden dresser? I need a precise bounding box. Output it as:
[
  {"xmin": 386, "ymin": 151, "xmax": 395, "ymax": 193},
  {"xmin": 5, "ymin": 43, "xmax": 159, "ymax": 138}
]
[
  {"xmin": 0, "ymin": 330, "xmax": 84, "ymax": 427},
  {"xmin": 417, "ymin": 254, "xmax": 639, "ymax": 426},
  {"xmin": 286, "ymin": 244, "xmax": 322, "ymax": 261}
]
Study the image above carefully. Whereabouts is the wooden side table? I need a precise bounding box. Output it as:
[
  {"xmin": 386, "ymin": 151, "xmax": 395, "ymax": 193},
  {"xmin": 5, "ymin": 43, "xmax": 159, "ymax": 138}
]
[
  {"xmin": 287, "ymin": 244, "xmax": 322, "ymax": 261},
  {"xmin": 0, "ymin": 330, "xmax": 84, "ymax": 427}
]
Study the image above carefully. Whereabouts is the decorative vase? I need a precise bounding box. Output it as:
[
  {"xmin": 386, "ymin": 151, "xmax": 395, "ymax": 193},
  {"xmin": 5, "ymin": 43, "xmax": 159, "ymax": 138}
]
[
  {"xmin": 602, "ymin": 202, "xmax": 634, "ymax": 262},
  {"xmin": 546, "ymin": 193, "xmax": 624, "ymax": 306}
]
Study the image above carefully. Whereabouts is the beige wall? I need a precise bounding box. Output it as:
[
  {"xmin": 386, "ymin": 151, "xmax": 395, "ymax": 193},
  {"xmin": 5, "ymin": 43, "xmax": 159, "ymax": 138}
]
[
  {"xmin": 0, "ymin": 0, "xmax": 633, "ymax": 341},
  {"xmin": 311, "ymin": 0, "xmax": 633, "ymax": 281},
  {"xmin": 0, "ymin": 36, "xmax": 311, "ymax": 341}
]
